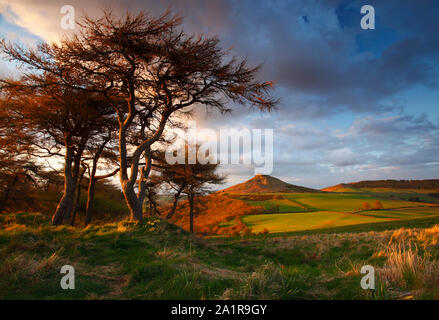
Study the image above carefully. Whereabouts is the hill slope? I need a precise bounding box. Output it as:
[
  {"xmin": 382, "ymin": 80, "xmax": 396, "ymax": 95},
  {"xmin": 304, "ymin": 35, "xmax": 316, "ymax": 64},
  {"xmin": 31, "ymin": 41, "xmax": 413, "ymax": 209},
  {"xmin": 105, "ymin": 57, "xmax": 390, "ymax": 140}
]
[
  {"xmin": 323, "ymin": 179, "xmax": 439, "ymax": 193},
  {"xmin": 322, "ymin": 183, "xmax": 360, "ymax": 193},
  {"xmin": 218, "ymin": 174, "xmax": 319, "ymax": 194}
]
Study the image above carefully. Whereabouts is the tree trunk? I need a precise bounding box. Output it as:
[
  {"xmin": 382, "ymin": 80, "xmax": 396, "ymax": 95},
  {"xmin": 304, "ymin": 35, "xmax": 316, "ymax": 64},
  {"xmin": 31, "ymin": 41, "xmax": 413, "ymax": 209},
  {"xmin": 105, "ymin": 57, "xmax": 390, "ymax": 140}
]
[
  {"xmin": 84, "ymin": 177, "xmax": 96, "ymax": 227},
  {"xmin": 166, "ymin": 184, "xmax": 185, "ymax": 219},
  {"xmin": 52, "ymin": 179, "xmax": 76, "ymax": 225},
  {"xmin": 83, "ymin": 134, "xmax": 113, "ymax": 227},
  {"xmin": 84, "ymin": 167, "xmax": 120, "ymax": 227},
  {"xmin": 71, "ymin": 166, "xmax": 86, "ymax": 226},
  {"xmin": 117, "ymin": 111, "xmax": 168, "ymax": 224},
  {"xmin": 52, "ymin": 135, "xmax": 88, "ymax": 226},
  {"xmin": 122, "ymin": 183, "xmax": 144, "ymax": 223},
  {"xmin": 52, "ymin": 146, "xmax": 76, "ymax": 225},
  {"xmin": 118, "ymin": 125, "xmax": 143, "ymax": 223}
]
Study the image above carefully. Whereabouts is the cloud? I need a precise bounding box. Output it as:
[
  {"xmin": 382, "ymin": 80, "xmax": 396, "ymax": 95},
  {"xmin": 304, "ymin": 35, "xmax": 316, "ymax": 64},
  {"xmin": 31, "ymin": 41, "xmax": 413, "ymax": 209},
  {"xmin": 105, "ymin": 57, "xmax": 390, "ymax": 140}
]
[
  {"xmin": 326, "ymin": 147, "xmax": 363, "ymax": 167},
  {"xmin": 3, "ymin": 0, "xmax": 439, "ymax": 114},
  {"xmin": 1, "ymin": 0, "xmax": 439, "ymax": 189}
]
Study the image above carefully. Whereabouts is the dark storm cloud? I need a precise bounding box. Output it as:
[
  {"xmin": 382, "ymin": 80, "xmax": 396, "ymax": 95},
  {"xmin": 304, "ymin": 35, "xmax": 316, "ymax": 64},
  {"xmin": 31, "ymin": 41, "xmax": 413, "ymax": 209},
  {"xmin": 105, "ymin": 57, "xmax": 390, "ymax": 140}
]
[
  {"xmin": 350, "ymin": 114, "xmax": 438, "ymax": 137},
  {"xmin": 154, "ymin": 0, "xmax": 439, "ymax": 121},
  {"xmin": 2, "ymin": 0, "xmax": 439, "ymax": 188},
  {"xmin": 5, "ymin": 0, "xmax": 438, "ymax": 115}
]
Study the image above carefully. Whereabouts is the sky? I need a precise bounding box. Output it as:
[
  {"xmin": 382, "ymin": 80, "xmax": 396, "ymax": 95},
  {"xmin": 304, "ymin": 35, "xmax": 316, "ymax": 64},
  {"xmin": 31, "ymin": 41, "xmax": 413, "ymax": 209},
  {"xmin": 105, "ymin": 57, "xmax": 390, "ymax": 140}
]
[{"xmin": 1, "ymin": 0, "xmax": 439, "ymax": 189}]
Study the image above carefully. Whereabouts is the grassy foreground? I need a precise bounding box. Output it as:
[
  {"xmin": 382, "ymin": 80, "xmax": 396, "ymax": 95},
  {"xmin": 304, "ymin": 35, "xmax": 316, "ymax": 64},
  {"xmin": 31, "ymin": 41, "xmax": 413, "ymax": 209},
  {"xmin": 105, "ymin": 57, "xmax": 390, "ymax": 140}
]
[{"xmin": 1, "ymin": 212, "xmax": 439, "ymax": 300}]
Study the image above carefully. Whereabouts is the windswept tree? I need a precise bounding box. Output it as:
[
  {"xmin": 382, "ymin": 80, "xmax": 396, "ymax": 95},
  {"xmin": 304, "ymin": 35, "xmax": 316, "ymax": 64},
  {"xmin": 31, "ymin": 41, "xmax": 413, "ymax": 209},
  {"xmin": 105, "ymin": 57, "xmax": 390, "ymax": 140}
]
[
  {"xmin": 0, "ymin": 95, "xmax": 45, "ymax": 212},
  {"xmin": 155, "ymin": 145, "xmax": 225, "ymax": 233},
  {"xmin": 0, "ymin": 134, "xmax": 40, "ymax": 212},
  {"xmin": 0, "ymin": 73, "xmax": 115, "ymax": 225},
  {"xmin": 1, "ymin": 9, "xmax": 277, "ymax": 223},
  {"xmin": 143, "ymin": 174, "xmax": 163, "ymax": 217}
]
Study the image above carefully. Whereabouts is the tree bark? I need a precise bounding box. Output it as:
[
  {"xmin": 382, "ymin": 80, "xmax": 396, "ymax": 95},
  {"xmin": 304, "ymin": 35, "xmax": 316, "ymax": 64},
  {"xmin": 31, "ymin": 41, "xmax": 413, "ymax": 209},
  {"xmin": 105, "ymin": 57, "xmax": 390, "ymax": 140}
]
[
  {"xmin": 63, "ymin": 154, "xmax": 81, "ymax": 223},
  {"xmin": 52, "ymin": 145, "xmax": 76, "ymax": 225},
  {"xmin": 118, "ymin": 124, "xmax": 144, "ymax": 223},
  {"xmin": 122, "ymin": 184, "xmax": 144, "ymax": 222},
  {"xmin": 117, "ymin": 109, "xmax": 170, "ymax": 223},
  {"xmin": 84, "ymin": 176, "xmax": 96, "ymax": 227},
  {"xmin": 119, "ymin": 151, "xmax": 151, "ymax": 223},
  {"xmin": 71, "ymin": 166, "xmax": 86, "ymax": 226},
  {"xmin": 83, "ymin": 180, "xmax": 95, "ymax": 226},
  {"xmin": 52, "ymin": 134, "xmax": 86, "ymax": 226}
]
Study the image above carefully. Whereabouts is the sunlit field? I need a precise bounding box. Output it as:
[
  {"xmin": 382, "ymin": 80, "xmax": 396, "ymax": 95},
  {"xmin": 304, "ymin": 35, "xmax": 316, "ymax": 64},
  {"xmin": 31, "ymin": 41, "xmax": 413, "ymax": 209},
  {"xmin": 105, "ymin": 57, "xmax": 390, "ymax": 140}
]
[
  {"xmin": 241, "ymin": 211, "xmax": 394, "ymax": 234},
  {"xmin": 282, "ymin": 193, "xmax": 433, "ymax": 212},
  {"xmin": 218, "ymin": 193, "xmax": 439, "ymax": 235}
]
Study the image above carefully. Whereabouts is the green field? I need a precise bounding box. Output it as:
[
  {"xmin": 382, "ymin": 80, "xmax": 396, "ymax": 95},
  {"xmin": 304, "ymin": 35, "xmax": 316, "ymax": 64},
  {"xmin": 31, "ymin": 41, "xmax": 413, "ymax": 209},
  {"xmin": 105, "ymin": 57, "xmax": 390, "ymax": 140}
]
[
  {"xmin": 244, "ymin": 198, "xmax": 309, "ymax": 213},
  {"xmin": 242, "ymin": 211, "xmax": 394, "ymax": 233},
  {"xmin": 283, "ymin": 193, "xmax": 432, "ymax": 211},
  {"xmin": 226, "ymin": 192, "xmax": 439, "ymax": 234}
]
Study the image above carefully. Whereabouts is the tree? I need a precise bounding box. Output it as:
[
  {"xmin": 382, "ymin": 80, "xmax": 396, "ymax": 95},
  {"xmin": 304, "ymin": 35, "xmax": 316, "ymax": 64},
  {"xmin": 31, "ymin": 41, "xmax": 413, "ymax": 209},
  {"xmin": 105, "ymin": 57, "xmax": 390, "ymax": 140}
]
[
  {"xmin": 81, "ymin": 129, "xmax": 120, "ymax": 227},
  {"xmin": 143, "ymin": 174, "xmax": 163, "ymax": 217},
  {"xmin": 0, "ymin": 73, "xmax": 115, "ymax": 225},
  {"xmin": 156, "ymin": 145, "xmax": 225, "ymax": 233},
  {"xmin": 1, "ymin": 10, "xmax": 277, "ymax": 223},
  {"xmin": 0, "ymin": 153, "xmax": 41, "ymax": 213},
  {"xmin": 373, "ymin": 200, "xmax": 384, "ymax": 210},
  {"xmin": 70, "ymin": 162, "xmax": 87, "ymax": 226},
  {"xmin": 0, "ymin": 91, "xmax": 42, "ymax": 212}
]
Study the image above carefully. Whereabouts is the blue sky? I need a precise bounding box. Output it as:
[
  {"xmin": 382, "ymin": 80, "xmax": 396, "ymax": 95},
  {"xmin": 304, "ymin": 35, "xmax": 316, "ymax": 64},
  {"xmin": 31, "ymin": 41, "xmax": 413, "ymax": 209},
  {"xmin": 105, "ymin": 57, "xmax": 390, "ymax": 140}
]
[{"xmin": 1, "ymin": 0, "xmax": 438, "ymax": 189}]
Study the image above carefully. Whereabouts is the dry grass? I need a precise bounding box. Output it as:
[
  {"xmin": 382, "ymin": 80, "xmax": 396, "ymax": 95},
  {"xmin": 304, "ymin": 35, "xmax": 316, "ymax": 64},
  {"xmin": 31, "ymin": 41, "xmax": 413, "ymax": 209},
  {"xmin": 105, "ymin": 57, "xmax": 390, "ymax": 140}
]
[
  {"xmin": 225, "ymin": 262, "xmax": 279, "ymax": 299},
  {"xmin": 376, "ymin": 225, "xmax": 439, "ymax": 298}
]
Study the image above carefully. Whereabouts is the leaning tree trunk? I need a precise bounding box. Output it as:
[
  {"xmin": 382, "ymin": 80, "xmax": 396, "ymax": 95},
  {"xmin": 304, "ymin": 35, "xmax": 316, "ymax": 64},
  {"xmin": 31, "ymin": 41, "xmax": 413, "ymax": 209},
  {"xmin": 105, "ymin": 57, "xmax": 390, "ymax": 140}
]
[
  {"xmin": 84, "ymin": 177, "xmax": 96, "ymax": 227},
  {"xmin": 84, "ymin": 167, "xmax": 119, "ymax": 227},
  {"xmin": 83, "ymin": 134, "xmax": 113, "ymax": 227},
  {"xmin": 52, "ymin": 146, "xmax": 76, "ymax": 225},
  {"xmin": 71, "ymin": 166, "xmax": 86, "ymax": 226},
  {"xmin": 166, "ymin": 184, "xmax": 185, "ymax": 219},
  {"xmin": 122, "ymin": 184, "xmax": 144, "ymax": 222},
  {"xmin": 117, "ymin": 109, "xmax": 168, "ymax": 223},
  {"xmin": 52, "ymin": 135, "xmax": 86, "ymax": 226},
  {"xmin": 52, "ymin": 178, "xmax": 76, "ymax": 225},
  {"xmin": 118, "ymin": 126, "xmax": 144, "ymax": 223}
]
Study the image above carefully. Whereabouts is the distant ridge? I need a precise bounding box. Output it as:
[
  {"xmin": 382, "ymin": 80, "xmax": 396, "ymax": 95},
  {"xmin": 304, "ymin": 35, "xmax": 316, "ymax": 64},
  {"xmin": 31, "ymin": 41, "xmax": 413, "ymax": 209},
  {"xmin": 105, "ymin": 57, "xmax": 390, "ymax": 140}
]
[
  {"xmin": 218, "ymin": 174, "xmax": 319, "ymax": 194},
  {"xmin": 323, "ymin": 179, "xmax": 439, "ymax": 192},
  {"xmin": 321, "ymin": 183, "xmax": 359, "ymax": 193}
]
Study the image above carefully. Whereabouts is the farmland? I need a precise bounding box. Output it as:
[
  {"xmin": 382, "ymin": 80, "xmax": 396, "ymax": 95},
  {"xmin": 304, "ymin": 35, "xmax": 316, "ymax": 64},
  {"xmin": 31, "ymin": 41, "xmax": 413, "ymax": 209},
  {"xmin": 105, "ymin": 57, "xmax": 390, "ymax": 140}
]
[{"xmin": 220, "ymin": 192, "xmax": 439, "ymax": 235}]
